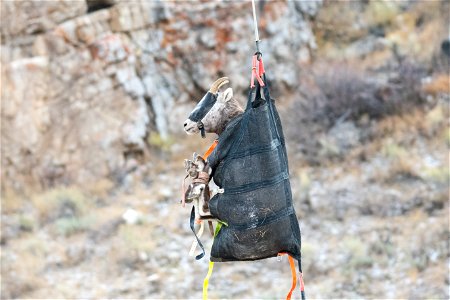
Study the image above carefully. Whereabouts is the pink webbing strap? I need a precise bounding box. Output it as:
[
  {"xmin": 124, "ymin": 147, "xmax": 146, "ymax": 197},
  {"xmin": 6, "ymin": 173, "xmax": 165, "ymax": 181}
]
[
  {"xmin": 181, "ymin": 174, "xmax": 189, "ymax": 207},
  {"xmin": 250, "ymin": 55, "xmax": 265, "ymax": 88},
  {"xmin": 258, "ymin": 56, "xmax": 265, "ymax": 76}
]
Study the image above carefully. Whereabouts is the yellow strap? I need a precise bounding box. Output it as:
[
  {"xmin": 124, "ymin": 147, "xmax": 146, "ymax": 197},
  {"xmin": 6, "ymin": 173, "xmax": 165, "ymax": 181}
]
[
  {"xmin": 213, "ymin": 222, "xmax": 223, "ymax": 237},
  {"xmin": 202, "ymin": 222, "xmax": 223, "ymax": 300},
  {"xmin": 202, "ymin": 261, "xmax": 215, "ymax": 300}
]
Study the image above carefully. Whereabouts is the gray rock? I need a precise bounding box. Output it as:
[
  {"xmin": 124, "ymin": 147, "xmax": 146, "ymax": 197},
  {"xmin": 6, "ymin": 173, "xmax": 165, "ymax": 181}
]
[
  {"xmin": 328, "ymin": 121, "xmax": 361, "ymax": 151},
  {"xmin": 1, "ymin": 0, "xmax": 320, "ymax": 190}
]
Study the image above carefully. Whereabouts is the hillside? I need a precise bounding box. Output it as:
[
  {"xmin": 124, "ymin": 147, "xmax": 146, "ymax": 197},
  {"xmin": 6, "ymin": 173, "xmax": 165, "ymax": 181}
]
[{"xmin": 1, "ymin": 1, "xmax": 449, "ymax": 299}]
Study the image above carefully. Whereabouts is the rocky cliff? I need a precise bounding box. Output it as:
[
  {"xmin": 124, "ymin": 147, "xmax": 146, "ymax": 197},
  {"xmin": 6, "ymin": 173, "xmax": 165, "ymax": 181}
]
[
  {"xmin": 1, "ymin": 1, "xmax": 448, "ymax": 299},
  {"xmin": 1, "ymin": 0, "xmax": 320, "ymax": 192}
]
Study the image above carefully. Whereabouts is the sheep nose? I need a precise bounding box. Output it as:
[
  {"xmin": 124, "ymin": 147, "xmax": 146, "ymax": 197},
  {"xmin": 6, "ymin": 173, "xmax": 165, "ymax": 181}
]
[{"xmin": 184, "ymin": 122, "xmax": 188, "ymax": 127}]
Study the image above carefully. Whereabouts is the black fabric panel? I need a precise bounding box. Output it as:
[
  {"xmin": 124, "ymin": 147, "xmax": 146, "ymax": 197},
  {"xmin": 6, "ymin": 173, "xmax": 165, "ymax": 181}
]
[
  {"xmin": 207, "ymin": 77, "xmax": 301, "ymax": 262},
  {"xmin": 211, "ymin": 216, "xmax": 299, "ymax": 262},
  {"xmin": 209, "ymin": 180, "xmax": 289, "ymax": 226},
  {"xmin": 188, "ymin": 92, "xmax": 217, "ymax": 122}
]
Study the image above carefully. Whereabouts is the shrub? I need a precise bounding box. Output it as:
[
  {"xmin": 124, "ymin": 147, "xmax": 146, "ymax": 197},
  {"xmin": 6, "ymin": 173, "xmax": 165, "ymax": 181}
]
[
  {"xmin": 365, "ymin": 1, "xmax": 400, "ymax": 27},
  {"xmin": 310, "ymin": 61, "xmax": 426, "ymax": 125},
  {"xmin": 283, "ymin": 61, "xmax": 427, "ymax": 165},
  {"xmin": 18, "ymin": 215, "xmax": 35, "ymax": 232},
  {"xmin": 147, "ymin": 131, "xmax": 175, "ymax": 152},
  {"xmin": 342, "ymin": 237, "xmax": 373, "ymax": 271},
  {"xmin": 420, "ymin": 166, "xmax": 449, "ymax": 185},
  {"xmin": 55, "ymin": 216, "xmax": 93, "ymax": 237},
  {"xmin": 32, "ymin": 187, "xmax": 90, "ymax": 224},
  {"xmin": 312, "ymin": 63, "xmax": 376, "ymax": 125}
]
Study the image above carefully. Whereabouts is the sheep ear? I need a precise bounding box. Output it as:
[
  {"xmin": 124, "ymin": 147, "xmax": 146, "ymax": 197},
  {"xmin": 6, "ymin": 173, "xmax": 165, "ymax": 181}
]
[
  {"xmin": 206, "ymin": 165, "xmax": 212, "ymax": 175},
  {"xmin": 219, "ymin": 88, "xmax": 233, "ymax": 103},
  {"xmin": 185, "ymin": 159, "xmax": 194, "ymax": 171},
  {"xmin": 196, "ymin": 155, "xmax": 205, "ymax": 168}
]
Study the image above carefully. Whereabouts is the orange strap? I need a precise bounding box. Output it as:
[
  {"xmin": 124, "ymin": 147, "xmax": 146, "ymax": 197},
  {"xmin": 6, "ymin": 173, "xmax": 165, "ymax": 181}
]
[
  {"xmin": 287, "ymin": 255, "xmax": 297, "ymax": 300},
  {"xmin": 202, "ymin": 140, "xmax": 218, "ymax": 160},
  {"xmin": 278, "ymin": 252, "xmax": 302, "ymax": 300}
]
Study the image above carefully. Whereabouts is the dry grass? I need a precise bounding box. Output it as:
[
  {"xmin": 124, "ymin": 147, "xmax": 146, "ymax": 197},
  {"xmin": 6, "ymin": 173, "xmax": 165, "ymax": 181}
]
[
  {"xmin": 84, "ymin": 178, "xmax": 115, "ymax": 199},
  {"xmin": 314, "ymin": 1, "xmax": 367, "ymax": 46},
  {"xmin": 32, "ymin": 187, "xmax": 91, "ymax": 223},
  {"xmin": 387, "ymin": 158, "xmax": 420, "ymax": 182},
  {"xmin": 341, "ymin": 236, "xmax": 373, "ymax": 276},
  {"xmin": 18, "ymin": 215, "xmax": 35, "ymax": 232},
  {"xmin": 420, "ymin": 166, "xmax": 449, "ymax": 185},
  {"xmin": 382, "ymin": 141, "xmax": 408, "ymax": 158},
  {"xmin": 365, "ymin": 1, "xmax": 399, "ymax": 27},
  {"xmin": 373, "ymin": 103, "xmax": 446, "ymax": 142},
  {"xmin": 105, "ymin": 222, "xmax": 158, "ymax": 270},
  {"xmin": 1, "ymin": 236, "xmax": 47, "ymax": 298},
  {"xmin": 54, "ymin": 215, "xmax": 94, "ymax": 237},
  {"xmin": 2, "ymin": 190, "xmax": 27, "ymax": 214},
  {"xmin": 147, "ymin": 131, "xmax": 176, "ymax": 152},
  {"xmin": 298, "ymin": 169, "xmax": 311, "ymax": 201},
  {"xmin": 315, "ymin": 0, "xmax": 447, "ymax": 69},
  {"xmin": 377, "ymin": 140, "xmax": 420, "ymax": 182},
  {"xmin": 30, "ymin": 187, "xmax": 98, "ymax": 237},
  {"xmin": 422, "ymin": 74, "xmax": 450, "ymax": 96},
  {"xmin": 445, "ymin": 128, "xmax": 450, "ymax": 146},
  {"xmin": 117, "ymin": 224, "xmax": 156, "ymax": 254}
]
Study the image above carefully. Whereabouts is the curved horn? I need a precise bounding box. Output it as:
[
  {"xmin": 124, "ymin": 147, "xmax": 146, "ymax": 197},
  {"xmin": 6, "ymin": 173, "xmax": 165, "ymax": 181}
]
[{"xmin": 209, "ymin": 77, "xmax": 229, "ymax": 93}]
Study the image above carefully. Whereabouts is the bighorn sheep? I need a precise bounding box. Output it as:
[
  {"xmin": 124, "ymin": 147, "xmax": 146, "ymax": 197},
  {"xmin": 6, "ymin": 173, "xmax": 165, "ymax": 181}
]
[
  {"xmin": 183, "ymin": 154, "xmax": 213, "ymax": 220},
  {"xmin": 182, "ymin": 78, "xmax": 243, "ymax": 227},
  {"xmin": 183, "ymin": 77, "xmax": 244, "ymax": 136},
  {"xmin": 182, "ymin": 78, "xmax": 246, "ymax": 254}
]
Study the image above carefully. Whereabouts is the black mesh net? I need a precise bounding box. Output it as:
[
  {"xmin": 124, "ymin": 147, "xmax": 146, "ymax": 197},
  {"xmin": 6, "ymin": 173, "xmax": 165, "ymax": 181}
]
[{"xmin": 207, "ymin": 77, "xmax": 301, "ymax": 263}]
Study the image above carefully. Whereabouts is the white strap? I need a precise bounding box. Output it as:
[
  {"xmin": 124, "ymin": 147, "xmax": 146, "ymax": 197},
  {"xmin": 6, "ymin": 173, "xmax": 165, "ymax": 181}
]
[{"xmin": 189, "ymin": 221, "xmax": 204, "ymax": 256}]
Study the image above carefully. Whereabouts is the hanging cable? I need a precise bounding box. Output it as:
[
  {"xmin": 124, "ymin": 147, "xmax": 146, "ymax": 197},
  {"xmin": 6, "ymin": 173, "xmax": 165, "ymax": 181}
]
[
  {"xmin": 251, "ymin": 0, "xmax": 261, "ymax": 58},
  {"xmin": 251, "ymin": 0, "xmax": 260, "ymax": 43}
]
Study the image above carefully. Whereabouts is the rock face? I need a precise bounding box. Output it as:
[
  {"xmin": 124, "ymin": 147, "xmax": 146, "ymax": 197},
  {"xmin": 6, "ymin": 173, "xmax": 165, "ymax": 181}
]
[{"xmin": 1, "ymin": 1, "xmax": 320, "ymax": 191}]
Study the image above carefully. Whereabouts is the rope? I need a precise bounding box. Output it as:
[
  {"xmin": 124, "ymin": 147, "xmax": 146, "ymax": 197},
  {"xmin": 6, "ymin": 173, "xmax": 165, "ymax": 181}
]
[{"xmin": 251, "ymin": 0, "xmax": 260, "ymax": 42}]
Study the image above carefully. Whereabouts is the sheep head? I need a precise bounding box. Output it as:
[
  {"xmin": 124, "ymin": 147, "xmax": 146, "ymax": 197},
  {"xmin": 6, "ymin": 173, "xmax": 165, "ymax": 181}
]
[
  {"xmin": 184, "ymin": 77, "xmax": 243, "ymax": 136},
  {"xmin": 201, "ymin": 88, "xmax": 243, "ymax": 135}
]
